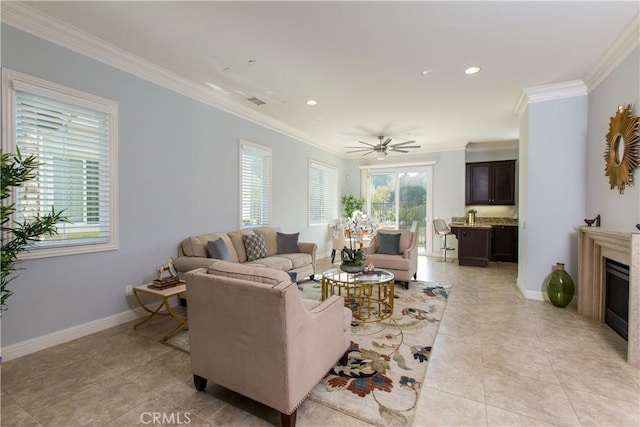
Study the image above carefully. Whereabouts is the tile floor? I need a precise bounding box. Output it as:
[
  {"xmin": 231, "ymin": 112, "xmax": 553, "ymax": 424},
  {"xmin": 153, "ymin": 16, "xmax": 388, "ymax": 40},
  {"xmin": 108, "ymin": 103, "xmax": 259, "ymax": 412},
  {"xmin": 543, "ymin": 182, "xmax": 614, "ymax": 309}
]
[{"xmin": 2, "ymin": 257, "xmax": 639, "ymax": 426}]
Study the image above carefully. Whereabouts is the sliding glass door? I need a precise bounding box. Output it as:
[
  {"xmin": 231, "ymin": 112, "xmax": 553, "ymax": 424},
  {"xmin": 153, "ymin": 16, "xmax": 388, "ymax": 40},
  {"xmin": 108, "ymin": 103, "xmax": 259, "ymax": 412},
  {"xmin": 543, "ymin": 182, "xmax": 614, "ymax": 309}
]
[{"xmin": 367, "ymin": 166, "xmax": 432, "ymax": 253}]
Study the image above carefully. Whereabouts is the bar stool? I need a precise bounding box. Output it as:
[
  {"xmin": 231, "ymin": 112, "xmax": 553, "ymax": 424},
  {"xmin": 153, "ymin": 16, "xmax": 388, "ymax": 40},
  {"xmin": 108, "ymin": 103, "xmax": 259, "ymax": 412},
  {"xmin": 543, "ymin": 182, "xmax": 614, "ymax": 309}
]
[{"xmin": 433, "ymin": 218, "xmax": 455, "ymax": 262}]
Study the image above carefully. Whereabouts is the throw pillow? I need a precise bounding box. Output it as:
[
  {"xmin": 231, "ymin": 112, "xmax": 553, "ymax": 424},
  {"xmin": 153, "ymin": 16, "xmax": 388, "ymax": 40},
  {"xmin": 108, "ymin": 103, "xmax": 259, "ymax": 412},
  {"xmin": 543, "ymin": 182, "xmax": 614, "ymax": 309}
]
[
  {"xmin": 377, "ymin": 233, "xmax": 402, "ymax": 255},
  {"xmin": 207, "ymin": 238, "xmax": 230, "ymax": 260},
  {"xmin": 277, "ymin": 232, "xmax": 300, "ymax": 254},
  {"xmin": 243, "ymin": 234, "xmax": 268, "ymax": 261}
]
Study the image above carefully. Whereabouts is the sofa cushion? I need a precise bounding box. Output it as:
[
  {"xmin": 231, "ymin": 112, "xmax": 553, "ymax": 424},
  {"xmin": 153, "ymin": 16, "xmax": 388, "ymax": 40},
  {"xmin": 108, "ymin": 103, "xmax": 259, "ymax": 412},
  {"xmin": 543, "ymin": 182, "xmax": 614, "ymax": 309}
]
[
  {"xmin": 228, "ymin": 230, "xmax": 255, "ymax": 263},
  {"xmin": 365, "ymin": 253, "xmax": 411, "ymax": 271},
  {"xmin": 277, "ymin": 253, "xmax": 312, "ymax": 269},
  {"xmin": 243, "ymin": 234, "xmax": 268, "ymax": 261},
  {"xmin": 377, "ymin": 232, "xmax": 401, "ymax": 255},
  {"xmin": 207, "ymin": 238, "xmax": 230, "ymax": 260},
  {"xmin": 245, "ymin": 256, "xmax": 293, "ymax": 271},
  {"xmin": 254, "ymin": 227, "xmax": 280, "ymax": 256},
  {"xmin": 207, "ymin": 260, "xmax": 291, "ymax": 286},
  {"xmin": 182, "ymin": 236, "xmax": 208, "ymax": 258},
  {"xmin": 277, "ymin": 232, "xmax": 300, "ymax": 254}
]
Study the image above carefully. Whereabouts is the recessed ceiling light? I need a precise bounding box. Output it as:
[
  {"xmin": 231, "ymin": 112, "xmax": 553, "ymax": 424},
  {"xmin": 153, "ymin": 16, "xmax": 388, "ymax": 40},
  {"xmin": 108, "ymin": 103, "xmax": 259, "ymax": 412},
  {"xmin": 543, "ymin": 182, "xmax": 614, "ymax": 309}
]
[
  {"xmin": 465, "ymin": 66, "xmax": 481, "ymax": 75},
  {"xmin": 421, "ymin": 69, "xmax": 433, "ymax": 76},
  {"xmin": 306, "ymin": 100, "xmax": 318, "ymax": 106}
]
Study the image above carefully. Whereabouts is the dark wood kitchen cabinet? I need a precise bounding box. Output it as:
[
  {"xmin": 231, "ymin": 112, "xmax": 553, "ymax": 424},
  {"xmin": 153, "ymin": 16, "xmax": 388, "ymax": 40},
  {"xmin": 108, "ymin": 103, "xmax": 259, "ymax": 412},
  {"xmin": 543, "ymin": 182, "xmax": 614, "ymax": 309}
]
[
  {"xmin": 491, "ymin": 225, "xmax": 518, "ymax": 262},
  {"xmin": 450, "ymin": 225, "xmax": 491, "ymax": 267},
  {"xmin": 465, "ymin": 160, "xmax": 516, "ymax": 205}
]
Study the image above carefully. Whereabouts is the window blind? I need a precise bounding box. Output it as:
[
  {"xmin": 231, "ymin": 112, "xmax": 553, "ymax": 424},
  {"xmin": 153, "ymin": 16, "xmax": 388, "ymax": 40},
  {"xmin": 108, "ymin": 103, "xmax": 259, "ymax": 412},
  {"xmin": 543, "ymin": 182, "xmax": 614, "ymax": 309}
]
[
  {"xmin": 14, "ymin": 90, "xmax": 112, "ymax": 248},
  {"xmin": 241, "ymin": 142, "xmax": 271, "ymax": 228},
  {"xmin": 309, "ymin": 160, "xmax": 337, "ymax": 224}
]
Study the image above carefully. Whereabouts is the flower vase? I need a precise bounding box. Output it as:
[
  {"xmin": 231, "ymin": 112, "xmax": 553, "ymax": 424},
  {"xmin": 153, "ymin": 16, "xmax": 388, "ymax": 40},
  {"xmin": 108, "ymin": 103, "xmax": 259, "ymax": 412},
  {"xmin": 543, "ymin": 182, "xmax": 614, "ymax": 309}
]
[{"xmin": 544, "ymin": 263, "xmax": 575, "ymax": 308}]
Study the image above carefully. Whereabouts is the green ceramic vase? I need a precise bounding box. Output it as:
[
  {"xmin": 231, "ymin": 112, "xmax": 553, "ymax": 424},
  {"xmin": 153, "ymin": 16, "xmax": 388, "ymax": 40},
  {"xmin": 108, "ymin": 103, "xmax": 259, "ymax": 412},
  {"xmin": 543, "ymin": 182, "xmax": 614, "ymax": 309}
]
[{"xmin": 545, "ymin": 263, "xmax": 575, "ymax": 308}]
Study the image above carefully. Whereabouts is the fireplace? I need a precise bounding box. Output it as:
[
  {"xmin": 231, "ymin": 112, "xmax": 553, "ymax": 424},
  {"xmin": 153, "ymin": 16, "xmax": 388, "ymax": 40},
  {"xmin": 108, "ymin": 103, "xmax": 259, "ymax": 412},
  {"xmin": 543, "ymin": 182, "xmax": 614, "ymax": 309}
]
[
  {"xmin": 605, "ymin": 258, "xmax": 629, "ymax": 340},
  {"xmin": 578, "ymin": 227, "xmax": 639, "ymax": 367}
]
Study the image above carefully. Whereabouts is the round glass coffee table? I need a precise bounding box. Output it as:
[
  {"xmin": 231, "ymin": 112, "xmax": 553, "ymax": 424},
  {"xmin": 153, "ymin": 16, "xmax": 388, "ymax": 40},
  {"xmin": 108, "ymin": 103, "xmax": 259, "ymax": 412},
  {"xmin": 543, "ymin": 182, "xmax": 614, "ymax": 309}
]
[{"xmin": 321, "ymin": 268, "xmax": 394, "ymax": 322}]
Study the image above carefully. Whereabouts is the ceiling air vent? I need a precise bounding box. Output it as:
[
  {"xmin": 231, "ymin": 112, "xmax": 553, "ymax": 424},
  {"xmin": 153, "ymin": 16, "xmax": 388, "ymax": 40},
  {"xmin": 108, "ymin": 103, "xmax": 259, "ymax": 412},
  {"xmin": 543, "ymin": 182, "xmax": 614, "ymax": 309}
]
[{"xmin": 246, "ymin": 96, "xmax": 267, "ymax": 106}]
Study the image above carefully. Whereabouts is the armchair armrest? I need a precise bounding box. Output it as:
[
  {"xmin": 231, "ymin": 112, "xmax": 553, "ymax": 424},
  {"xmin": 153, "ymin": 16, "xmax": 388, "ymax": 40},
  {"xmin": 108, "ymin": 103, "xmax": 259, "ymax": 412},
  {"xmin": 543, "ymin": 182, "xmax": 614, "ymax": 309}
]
[{"xmin": 286, "ymin": 294, "xmax": 351, "ymax": 397}]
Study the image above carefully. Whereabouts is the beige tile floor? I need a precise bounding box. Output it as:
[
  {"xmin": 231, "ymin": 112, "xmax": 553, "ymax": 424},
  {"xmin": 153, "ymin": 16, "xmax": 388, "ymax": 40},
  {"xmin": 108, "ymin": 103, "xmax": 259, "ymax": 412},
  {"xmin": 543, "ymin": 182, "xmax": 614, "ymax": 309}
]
[{"xmin": 2, "ymin": 257, "xmax": 639, "ymax": 426}]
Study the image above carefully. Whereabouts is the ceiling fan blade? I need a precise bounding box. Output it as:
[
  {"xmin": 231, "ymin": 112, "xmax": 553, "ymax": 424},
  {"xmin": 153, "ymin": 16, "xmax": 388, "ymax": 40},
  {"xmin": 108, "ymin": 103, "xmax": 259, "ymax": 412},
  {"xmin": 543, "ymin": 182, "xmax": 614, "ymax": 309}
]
[
  {"xmin": 390, "ymin": 140, "xmax": 416, "ymax": 147},
  {"xmin": 390, "ymin": 145, "xmax": 421, "ymax": 150},
  {"xmin": 345, "ymin": 146, "xmax": 372, "ymax": 149},
  {"xmin": 382, "ymin": 138, "xmax": 392, "ymax": 146},
  {"xmin": 390, "ymin": 149, "xmax": 410, "ymax": 153},
  {"xmin": 358, "ymin": 141, "xmax": 376, "ymax": 147}
]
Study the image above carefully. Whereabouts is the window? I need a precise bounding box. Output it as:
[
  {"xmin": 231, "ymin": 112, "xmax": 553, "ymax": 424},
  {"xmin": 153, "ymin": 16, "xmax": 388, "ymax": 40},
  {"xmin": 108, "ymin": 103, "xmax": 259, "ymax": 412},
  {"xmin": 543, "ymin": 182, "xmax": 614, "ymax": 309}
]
[
  {"xmin": 2, "ymin": 69, "xmax": 118, "ymax": 258},
  {"xmin": 240, "ymin": 140, "xmax": 271, "ymax": 228},
  {"xmin": 308, "ymin": 160, "xmax": 337, "ymax": 225}
]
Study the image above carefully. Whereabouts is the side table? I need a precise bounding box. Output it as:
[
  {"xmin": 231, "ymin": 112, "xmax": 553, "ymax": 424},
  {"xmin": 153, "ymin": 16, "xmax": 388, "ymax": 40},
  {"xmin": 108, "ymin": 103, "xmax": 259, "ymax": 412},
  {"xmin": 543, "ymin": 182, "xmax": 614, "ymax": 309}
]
[{"xmin": 132, "ymin": 282, "xmax": 188, "ymax": 341}]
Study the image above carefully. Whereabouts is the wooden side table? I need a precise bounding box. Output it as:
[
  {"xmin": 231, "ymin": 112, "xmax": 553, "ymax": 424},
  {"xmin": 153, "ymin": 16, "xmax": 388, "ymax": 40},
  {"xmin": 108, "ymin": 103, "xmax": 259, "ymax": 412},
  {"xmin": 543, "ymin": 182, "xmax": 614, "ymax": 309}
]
[{"xmin": 132, "ymin": 282, "xmax": 187, "ymax": 341}]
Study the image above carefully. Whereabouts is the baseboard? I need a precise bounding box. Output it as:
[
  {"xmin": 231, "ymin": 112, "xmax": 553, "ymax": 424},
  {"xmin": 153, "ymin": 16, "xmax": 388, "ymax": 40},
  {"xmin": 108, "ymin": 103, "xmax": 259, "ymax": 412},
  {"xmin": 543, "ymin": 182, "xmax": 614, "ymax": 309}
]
[
  {"xmin": 0, "ymin": 300, "xmax": 171, "ymax": 362},
  {"xmin": 516, "ymin": 277, "xmax": 545, "ymax": 301}
]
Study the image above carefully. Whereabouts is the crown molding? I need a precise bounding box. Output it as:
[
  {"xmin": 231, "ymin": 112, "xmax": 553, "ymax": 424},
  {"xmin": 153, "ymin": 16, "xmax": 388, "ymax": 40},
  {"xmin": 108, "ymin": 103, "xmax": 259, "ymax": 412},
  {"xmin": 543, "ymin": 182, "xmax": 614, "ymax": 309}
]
[
  {"xmin": 514, "ymin": 80, "xmax": 588, "ymax": 118},
  {"xmin": 584, "ymin": 14, "xmax": 640, "ymax": 91},
  {"xmin": 466, "ymin": 140, "xmax": 519, "ymax": 152},
  {"xmin": 1, "ymin": 2, "xmax": 342, "ymax": 156},
  {"xmin": 514, "ymin": 14, "xmax": 640, "ymax": 118}
]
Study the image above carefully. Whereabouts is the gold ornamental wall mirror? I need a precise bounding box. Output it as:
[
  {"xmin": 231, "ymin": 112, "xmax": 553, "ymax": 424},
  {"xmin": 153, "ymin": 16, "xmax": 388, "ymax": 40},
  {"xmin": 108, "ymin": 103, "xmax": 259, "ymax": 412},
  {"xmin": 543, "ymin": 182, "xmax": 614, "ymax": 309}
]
[{"xmin": 604, "ymin": 104, "xmax": 639, "ymax": 194}]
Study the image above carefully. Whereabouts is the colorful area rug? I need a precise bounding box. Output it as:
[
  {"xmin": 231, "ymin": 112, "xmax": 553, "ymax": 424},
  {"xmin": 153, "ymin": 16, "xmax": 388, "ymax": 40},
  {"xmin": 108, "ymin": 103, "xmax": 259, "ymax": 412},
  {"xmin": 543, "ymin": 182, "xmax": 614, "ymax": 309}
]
[
  {"xmin": 303, "ymin": 280, "xmax": 448, "ymax": 426},
  {"xmin": 164, "ymin": 280, "xmax": 449, "ymax": 426}
]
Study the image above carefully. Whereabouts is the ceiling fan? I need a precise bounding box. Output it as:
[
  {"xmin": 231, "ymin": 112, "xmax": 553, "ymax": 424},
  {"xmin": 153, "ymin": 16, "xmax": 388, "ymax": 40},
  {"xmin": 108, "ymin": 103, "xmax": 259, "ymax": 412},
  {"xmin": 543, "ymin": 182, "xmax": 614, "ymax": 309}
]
[{"xmin": 345, "ymin": 135, "xmax": 421, "ymax": 158}]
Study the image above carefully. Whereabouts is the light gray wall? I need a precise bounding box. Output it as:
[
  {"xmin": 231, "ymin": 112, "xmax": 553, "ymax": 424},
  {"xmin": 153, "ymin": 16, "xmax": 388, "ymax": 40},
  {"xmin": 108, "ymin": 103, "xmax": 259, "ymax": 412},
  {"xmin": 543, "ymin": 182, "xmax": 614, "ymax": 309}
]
[
  {"xmin": 519, "ymin": 95, "xmax": 588, "ymax": 297},
  {"xmin": 0, "ymin": 25, "xmax": 349, "ymax": 346},
  {"xmin": 586, "ymin": 46, "xmax": 640, "ymax": 229}
]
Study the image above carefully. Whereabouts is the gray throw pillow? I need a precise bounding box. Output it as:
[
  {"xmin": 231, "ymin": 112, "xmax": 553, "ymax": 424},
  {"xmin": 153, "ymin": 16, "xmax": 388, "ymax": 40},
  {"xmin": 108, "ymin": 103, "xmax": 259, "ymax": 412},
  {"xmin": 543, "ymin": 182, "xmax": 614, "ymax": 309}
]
[
  {"xmin": 277, "ymin": 232, "xmax": 300, "ymax": 254},
  {"xmin": 377, "ymin": 233, "xmax": 402, "ymax": 255},
  {"xmin": 243, "ymin": 234, "xmax": 268, "ymax": 261},
  {"xmin": 207, "ymin": 238, "xmax": 230, "ymax": 260}
]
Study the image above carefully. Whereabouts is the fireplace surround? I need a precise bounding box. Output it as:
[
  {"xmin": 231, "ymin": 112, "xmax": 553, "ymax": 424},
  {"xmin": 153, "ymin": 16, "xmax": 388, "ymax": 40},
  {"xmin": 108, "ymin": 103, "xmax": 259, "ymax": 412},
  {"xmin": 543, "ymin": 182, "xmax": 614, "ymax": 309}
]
[{"xmin": 578, "ymin": 227, "xmax": 639, "ymax": 367}]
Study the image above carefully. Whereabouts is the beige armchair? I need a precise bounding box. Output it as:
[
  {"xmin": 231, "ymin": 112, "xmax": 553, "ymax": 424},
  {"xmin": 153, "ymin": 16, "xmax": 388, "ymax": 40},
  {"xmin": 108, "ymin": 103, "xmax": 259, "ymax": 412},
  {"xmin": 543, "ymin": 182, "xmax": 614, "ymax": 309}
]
[
  {"xmin": 364, "ymin": 229, "xmax": 418, "ymax": 289},
  {"xmin": 185, "ymin": 261, "xmax": 352, "ymax": 427}
]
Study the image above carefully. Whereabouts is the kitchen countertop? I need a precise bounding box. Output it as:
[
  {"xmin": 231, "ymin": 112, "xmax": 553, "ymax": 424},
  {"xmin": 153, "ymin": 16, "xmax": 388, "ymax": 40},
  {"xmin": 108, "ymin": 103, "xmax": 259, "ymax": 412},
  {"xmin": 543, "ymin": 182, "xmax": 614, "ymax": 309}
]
[
  {"xmin": 450, "ymin": 216, "xmax": 518, "ymax": 227},
  {"xmin": 449, "ymin": 223, "xmax": 492, "ymax": 228}
]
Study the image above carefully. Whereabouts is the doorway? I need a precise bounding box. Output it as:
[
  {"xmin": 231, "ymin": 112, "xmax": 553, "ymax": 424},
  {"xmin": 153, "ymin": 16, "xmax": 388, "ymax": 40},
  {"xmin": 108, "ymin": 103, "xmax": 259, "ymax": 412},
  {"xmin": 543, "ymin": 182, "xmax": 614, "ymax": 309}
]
[{"xmin": 365, "ymin": 165, "xmax": 433, "ymax": 254}]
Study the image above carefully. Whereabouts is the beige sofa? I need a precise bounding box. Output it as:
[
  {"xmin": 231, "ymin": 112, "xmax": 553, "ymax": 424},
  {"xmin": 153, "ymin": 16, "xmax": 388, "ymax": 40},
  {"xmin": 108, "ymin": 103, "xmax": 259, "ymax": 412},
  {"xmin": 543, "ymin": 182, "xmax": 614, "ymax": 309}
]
[
  {"xmin": 173, "ymin": 227, "xmax": 316, "ymax": 281},
  {"xmin": 186, "ymin": 261, "xmax": 351, "ymax": 426},
  {"xmin": 364, "ymin": 228, "xmax": 418, "ymax": 288}
]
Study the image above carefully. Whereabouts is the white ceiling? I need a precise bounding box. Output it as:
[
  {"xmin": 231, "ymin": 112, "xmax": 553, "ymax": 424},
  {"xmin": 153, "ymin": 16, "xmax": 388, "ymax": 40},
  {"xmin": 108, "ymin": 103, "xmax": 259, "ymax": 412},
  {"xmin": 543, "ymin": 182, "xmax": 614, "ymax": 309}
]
[{"xmin": 9, "ymin": 1, "xmax": 640, "ymax": 157}]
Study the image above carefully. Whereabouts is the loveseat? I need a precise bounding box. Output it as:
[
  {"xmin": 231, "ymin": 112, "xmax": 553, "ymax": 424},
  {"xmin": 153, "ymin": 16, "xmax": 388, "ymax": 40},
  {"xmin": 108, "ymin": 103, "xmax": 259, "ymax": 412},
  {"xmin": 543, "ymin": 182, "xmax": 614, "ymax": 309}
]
[
  {"xmin": 173, "ymin": 227, "xmax": 316, "ymax": 281},
  {"xmin": 186, "ymin": 260, "xmax": 351, "ymax": 426}
]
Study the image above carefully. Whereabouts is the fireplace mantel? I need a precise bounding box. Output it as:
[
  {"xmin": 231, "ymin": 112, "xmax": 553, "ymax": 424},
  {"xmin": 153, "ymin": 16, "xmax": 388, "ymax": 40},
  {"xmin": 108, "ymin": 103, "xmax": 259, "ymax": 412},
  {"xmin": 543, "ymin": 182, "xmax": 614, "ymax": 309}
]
[{"xmin": 578, "ymin": 227, "xmax": 639, "ymax": 367}]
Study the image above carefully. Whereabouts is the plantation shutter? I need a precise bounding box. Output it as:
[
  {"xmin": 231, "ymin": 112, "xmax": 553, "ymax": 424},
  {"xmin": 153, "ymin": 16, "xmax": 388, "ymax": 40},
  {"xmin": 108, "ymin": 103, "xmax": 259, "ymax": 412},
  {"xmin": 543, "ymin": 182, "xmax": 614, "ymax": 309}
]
[
  {"xmin": 309, "ymin": 160, "xmax": 337, "ymax": 225},
  {"xmin": 14, "ymin": 87, "xmax": 112, "ymax": 248},
  {"xmin": 241, "ymin": 141, "xmax": 271, "ymax": 228}
]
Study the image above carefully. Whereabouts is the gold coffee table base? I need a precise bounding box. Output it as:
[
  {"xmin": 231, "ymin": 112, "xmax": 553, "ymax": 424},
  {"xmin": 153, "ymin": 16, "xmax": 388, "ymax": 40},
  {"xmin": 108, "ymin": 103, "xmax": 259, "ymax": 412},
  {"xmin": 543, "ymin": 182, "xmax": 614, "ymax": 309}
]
[
  {"xmin": 133, "ymin": 283, "xmax": 188, "ymax": 341},
  {"xmin": 322, "ymin": 268, "xmax": 394, "ymax": 322}
]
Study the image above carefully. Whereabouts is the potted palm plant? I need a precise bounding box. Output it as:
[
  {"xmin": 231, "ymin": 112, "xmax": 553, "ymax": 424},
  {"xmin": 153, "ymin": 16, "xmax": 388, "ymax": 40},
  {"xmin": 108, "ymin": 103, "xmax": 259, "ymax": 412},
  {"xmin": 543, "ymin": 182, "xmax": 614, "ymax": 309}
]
[{"xmin": 1, "ymin": 149, "xmax": 68, "ymax": 312}]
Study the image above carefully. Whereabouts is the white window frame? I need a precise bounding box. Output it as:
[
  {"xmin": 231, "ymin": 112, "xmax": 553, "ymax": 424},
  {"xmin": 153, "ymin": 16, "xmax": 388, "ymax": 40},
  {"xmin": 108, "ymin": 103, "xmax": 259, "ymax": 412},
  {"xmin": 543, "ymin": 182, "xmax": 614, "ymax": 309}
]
[
  {"xmin": 308, "ymin": 159, "xmax": 338, "ymax": 226},
  {"xmin": 239, "ymin": 139, "xmax": 271, "ymax": 229},
  {"xmin": 2, "ymin": 69, "xmax": 118, "ymax": 259}
]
